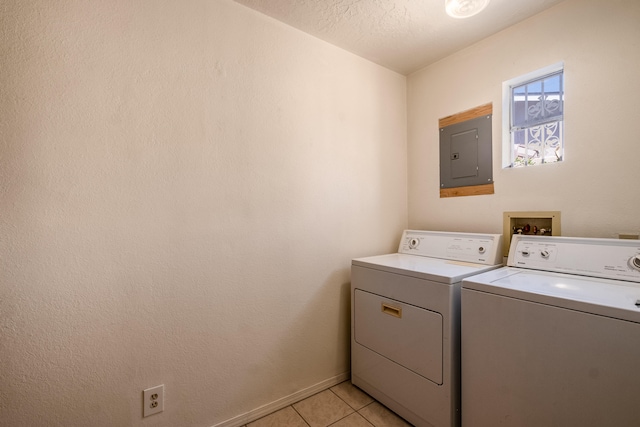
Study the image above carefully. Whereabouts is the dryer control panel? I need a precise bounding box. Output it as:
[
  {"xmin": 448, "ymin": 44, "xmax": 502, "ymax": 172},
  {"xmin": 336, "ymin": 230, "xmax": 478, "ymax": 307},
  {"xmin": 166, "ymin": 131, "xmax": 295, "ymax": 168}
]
[
  {"xmin": 508, "ymin": 235, "xmax": 640, "ymax": 283},
  {"xmin": 398, "ymin": 230, "xmax": 503, "ymax": 265}
]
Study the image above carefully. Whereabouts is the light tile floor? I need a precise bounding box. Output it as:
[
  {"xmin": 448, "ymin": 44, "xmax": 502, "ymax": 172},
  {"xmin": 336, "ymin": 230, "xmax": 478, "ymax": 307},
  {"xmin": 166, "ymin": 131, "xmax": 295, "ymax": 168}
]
[{"xmin": 244, "ymin": 381, "xmax": 412, "ymax": 427}]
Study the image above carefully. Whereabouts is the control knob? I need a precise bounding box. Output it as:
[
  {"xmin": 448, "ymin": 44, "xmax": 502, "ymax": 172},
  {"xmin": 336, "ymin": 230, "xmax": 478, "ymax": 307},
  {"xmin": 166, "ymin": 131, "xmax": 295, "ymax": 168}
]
[
  {"xmin": 540, "ymin": 250, "xmax": 550, "ymax": 259},
  {"xmin": 478, "ymin": 246, "xmax": 486, "ymax": 254},
  {"xmin": 409, "ymin": 238, "xmax": 420, "ymax": 249},
  {"xmin": 630, "ymin": 255, "xmax": 640, "ymax": 272}
]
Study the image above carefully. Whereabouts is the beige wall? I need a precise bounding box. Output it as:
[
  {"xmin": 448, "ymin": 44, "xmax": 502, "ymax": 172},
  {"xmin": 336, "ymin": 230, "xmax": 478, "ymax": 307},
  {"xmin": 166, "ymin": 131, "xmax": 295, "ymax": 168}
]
[
  {"xmin": 0, "ymin": 1, "xmax": 407, "ymax": 426},
  {"xmin": 6, "ymin": 0, "xmax": 639, "ymax": 425},
  {"xmin": 408, "ymin": 0, "xmax": 640, "ymax": 238}
]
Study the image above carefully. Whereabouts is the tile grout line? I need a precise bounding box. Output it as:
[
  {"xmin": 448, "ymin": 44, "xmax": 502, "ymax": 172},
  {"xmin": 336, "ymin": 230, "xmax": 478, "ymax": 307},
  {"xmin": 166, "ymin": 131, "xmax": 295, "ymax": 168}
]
[
  {"xmin": 356, "ymin": 401, "xmax": 378, "ymax": 427},
  {"xmin": 248, "ymin": 381, "xmax": 384, "ymax": 427},
  {"xmin": 325, "ymin": 388, "xmax": 355, "ymax": 427},
  {"xmin": 296, "ymin": 387, "xmax": 357, "ymax": 427},
  {"xmin": 289, "ymin": 404, "xmax": 311, "ymax": 427},
  {"xmin": 325, "ymin": 388, "xmax": 377, "ymax": 427}
]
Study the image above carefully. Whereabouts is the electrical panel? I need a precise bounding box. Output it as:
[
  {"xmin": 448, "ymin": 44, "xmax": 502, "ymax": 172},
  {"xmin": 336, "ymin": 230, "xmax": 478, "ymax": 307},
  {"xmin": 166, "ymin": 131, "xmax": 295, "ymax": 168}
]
[{"xmin": 440, "ymin": 114, "xmax": 493, "ymax": 189}]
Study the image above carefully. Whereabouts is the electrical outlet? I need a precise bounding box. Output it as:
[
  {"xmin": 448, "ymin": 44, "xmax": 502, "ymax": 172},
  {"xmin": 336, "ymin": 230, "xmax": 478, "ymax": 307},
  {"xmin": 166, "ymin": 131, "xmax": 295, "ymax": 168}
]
[{"xmin": 143, "ymin": 385, "xmax": 164, "ymax": 417}]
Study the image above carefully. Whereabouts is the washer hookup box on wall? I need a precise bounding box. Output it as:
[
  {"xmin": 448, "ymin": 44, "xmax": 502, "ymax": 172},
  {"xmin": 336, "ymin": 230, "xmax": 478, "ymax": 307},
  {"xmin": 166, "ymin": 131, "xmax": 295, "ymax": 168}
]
[{"xmin": 503, "ymin": 211, "xmax": 561, "ymax": 257}]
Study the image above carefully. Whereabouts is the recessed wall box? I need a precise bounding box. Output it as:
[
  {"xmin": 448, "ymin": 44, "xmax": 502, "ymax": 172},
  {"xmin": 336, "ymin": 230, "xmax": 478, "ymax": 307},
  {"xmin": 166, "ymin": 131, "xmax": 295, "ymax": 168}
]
[{"xmin": 503, "ymin": 211, "xmax": 561, "ymax": 257}]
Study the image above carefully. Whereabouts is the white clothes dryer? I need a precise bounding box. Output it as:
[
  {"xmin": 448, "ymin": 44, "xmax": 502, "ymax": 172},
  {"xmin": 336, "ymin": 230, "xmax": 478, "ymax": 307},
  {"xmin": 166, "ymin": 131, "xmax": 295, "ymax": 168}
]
[
  {"xmin": 351, "ymin": 230, "xmax": 503, "ymax": 427},
  {"xmin": 461, "ymin": 235, "xmax": 640, "ymax": 427}
]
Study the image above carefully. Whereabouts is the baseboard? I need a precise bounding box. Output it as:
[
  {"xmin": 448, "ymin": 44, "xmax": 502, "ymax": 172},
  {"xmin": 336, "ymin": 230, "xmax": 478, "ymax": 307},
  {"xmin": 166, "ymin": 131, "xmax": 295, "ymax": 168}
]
[{"xmin": 212, "ymin": 371, "xmax": 351, "ymax": 427}]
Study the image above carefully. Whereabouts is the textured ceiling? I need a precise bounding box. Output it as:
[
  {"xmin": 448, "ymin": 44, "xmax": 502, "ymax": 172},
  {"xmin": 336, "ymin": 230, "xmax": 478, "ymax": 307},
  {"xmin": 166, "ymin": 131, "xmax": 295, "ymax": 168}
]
[{"xmin": 233, "ymin": 0, "xmax": 566, "ymax": 75}]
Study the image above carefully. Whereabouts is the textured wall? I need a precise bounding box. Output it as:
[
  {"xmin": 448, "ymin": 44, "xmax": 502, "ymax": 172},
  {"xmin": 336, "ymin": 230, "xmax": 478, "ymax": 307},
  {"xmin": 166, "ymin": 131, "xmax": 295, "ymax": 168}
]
[
  {"xmin": 408, "ymin": 0, "xmax": 640, "ymax": 238},
  {"xmin": 0, "ymin": 1, "xmax": 407, "ymax": 425}
]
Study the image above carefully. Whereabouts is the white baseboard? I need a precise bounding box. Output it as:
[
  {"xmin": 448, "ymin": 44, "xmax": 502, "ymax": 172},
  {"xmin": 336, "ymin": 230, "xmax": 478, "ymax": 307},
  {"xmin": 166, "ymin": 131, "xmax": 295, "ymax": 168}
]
[{"xmin": 212, "ymin": 371, "xmax": 351, "ymax": 427}]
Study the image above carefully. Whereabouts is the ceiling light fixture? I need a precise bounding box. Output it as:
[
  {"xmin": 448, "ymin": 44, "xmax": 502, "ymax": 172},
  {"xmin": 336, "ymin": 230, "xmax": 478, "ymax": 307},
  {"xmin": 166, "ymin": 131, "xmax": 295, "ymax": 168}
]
[{"xmin": 445, "ymin": 0, "xmax": 490, "ymax": 19}]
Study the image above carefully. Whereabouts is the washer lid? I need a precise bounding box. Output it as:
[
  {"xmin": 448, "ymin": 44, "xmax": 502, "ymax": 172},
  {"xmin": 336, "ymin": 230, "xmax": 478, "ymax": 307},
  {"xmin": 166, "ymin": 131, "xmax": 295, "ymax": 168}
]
[
  {"xmin": 463, "ymin": 268, "xmax": 640, "ymax": 323},
  {"xmin": 352, "ymin": 253, "xmax": 502, "ymax": 284}
]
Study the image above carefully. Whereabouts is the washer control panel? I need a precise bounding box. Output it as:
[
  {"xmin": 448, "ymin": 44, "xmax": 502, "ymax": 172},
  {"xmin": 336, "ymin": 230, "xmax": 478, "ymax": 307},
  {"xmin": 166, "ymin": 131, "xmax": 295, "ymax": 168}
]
[
  {"xmin": 398, "ymin": 230, "xmax": 503, "ymax": 265},
  {"xmin": 508, "ymin": 235, "xmax": 640, "ymax": 282}
]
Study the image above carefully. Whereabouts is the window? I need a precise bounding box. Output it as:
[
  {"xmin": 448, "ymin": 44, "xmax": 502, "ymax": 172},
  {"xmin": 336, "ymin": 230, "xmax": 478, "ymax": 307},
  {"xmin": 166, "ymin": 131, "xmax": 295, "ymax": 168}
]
[{"xmin": 502, "ymin": 63, "xmax": 564, "ymax": 168}]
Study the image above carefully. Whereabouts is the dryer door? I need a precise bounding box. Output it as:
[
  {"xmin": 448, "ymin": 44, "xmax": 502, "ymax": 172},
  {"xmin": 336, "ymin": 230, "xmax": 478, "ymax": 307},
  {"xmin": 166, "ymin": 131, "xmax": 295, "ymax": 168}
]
[{"xmin": 354, "ymin": 289, "xmax": 443, "ymax": 384}]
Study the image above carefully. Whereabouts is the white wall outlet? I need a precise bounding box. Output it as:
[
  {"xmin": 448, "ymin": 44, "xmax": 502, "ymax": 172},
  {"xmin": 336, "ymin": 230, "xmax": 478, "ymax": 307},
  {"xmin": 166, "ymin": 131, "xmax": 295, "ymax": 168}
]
[{"xmin": 143, "ymin": 384, "xmax": 164, "ymax": 417}]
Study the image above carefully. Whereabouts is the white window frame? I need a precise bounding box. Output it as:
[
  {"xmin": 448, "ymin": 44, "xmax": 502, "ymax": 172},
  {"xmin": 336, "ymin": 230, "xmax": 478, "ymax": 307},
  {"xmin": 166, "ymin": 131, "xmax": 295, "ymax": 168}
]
[{"xmin": 502, "ymin": 62, "xmax": 564, "ymax": 168}]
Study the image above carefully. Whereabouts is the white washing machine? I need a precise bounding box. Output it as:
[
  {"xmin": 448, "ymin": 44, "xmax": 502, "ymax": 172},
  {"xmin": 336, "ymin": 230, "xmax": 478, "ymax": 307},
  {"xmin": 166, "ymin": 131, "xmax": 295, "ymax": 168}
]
[
  {"xmin": 351, "ymin": 230, "xmax": 503, "ymax": 427},
  {"xmin": 461, "ymin": 234, "xmax": 640, "ymax": 427}
]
